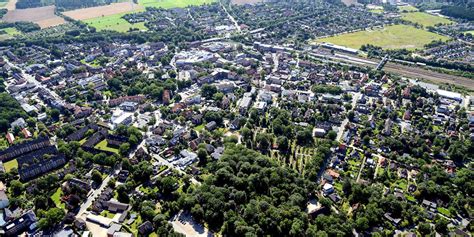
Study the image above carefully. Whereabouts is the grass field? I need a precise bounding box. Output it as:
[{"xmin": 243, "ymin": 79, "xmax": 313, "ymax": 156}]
[
  {"xmin": 94, "ymin": 139, "xmax": 120, "ymax": 154},
  {"xmin": 0, "ymin": 27, "xmax": 19, "ymax": 40},
  {"xmin": 3, "ymin": 159, "xmax": 18, "ymax": 172},
  {"xmin": 85, "ymin": 13, "xmax": 147, "ymax": 32},
  {"xmin": 138, "ymin": 0, "xmax": 215, "ymax": 8},
  {"xmin": 401, "ymin": 12, "xmax": 453, "ymax": 27},
  {"xmin": 315, "ymin": 25, "xmax": 449, "ymax": 50},
  {"xmin": 1, "ymin": 27, "xmax": 20, "ymax": 35},
  {"xmin": 398, "ymin": 5, "xmax": 418, "ymax": 12},
  {"xmin": 78, "ymin": 0, "xmax": 215, "ymax": 32}
]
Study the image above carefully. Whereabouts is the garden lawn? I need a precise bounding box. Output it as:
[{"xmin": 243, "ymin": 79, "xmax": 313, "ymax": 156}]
[
  {"xmin": 138, "ymin": 0, "xmax": 215, "ymax": 8},
  {"xmin": 85, "ymin": 13, "xmax": 147, "ymax": 32},
  {"xmin": 401, "ymin": 12, "xmax": 453, "ymax": 27},
  {"xmin": 437, "ymin": 207, "xmax": 452, "ymax": 217},
  {"xmin": 51, "ymin": 187, "xmax": 65, "ymax": 209},
  {"xmin": 101, "ymin": 210, "xmax": 116, "ymax": 219},
  {"xmin": 3, "ymin": 159, "xmax": 18, "ymax": 172},
  {"xmin": 94, "ymin": 139, "xmax": 119, "ymax": 154},
  {"xmin": 194, "ymin": 124, "xmax": 205, "ymax": 132},
  {"xmin": 315, "ymin": 25, "xmax": 449, "ymax": 50}
]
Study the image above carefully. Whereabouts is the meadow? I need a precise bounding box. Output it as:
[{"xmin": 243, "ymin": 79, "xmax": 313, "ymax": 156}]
[
  {"xmin": 0, "ymin": 27, "xmax": 19, "ymax": 40},
  {"xmin": 78, "ymin": 0, "xmax": 216, "ymax": 32},
  {"xmin": 369, "ymin": 9, "xmax": 383, "ymax": 14},
  {"xmin": 401, "ymin": 12, "xmax": 453, "ymax": 27},
  {"xmin": 84, "ymin": 13, "xmax": 147, "ymax": 32},
  {"xmin": 315, "ymin": 24, "xmax": 449, "ymax": 50}
]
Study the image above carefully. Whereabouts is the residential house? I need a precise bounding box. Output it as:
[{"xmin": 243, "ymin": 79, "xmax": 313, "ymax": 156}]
[{"xmin": 10, "ymin": 118, "xmax": 26, "ymax": 129}]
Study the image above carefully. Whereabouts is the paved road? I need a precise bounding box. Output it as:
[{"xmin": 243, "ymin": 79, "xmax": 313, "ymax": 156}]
[
  {"xmin": 337, "ymin": 92, "xmax": 361, "ymax": 142},
  {"xmin": 76, "ymin": 175, "xmax": 112, "ymax": 217},
  {"xmin": 221, "ymin": 2, "xmax": 241, "ymax": 33},
  {"xmin": 6, "ymin": 59, "xmax": 66, "ymax": 105},
  {"xmin": 152, "ymin": 153, "xmax": 201, "ymax": 185}
]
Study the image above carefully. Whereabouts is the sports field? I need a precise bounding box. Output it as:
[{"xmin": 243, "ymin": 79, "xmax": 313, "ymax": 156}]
[
  {"xmin": 138, "ymin": 0, "xmax": 215, "ymax": 8},
  {"xmin": 315, "ymin": 25, "xmax": 449, "ymax": 50},
  {"xmin": 84, "ymin": 13, "xmax": 147, "ymax": 32},
  {"xmin": 401, "ymin": 12, "xmax": 453, "ymax": 27}
]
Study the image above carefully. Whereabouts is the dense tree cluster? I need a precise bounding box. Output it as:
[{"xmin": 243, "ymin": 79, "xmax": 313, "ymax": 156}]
[
  {"xmin": 311, "ymin": 85, "xmax": 343, "ymax": 95},
  {"xmin": 440, "ymin": 6, "xmax": 474, "ymax": 20},
  {"xmin": 15, "ymin": 0, "xmax": 120, "ymax": 10},
  {"xmin": 180, "ymin": 145, "xmax": 311, "ymax": 236},
  {"xmin": 0, "ymin": 93, "xmax": 28, "ymax": 133}
]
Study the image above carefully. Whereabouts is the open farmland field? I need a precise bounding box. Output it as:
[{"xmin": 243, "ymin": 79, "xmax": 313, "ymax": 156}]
[
  {"xmin": 84, "ymin": 13, "xmax": 147, "ymax": 32},
  {"xmin": 401, "ymin": 12, "xmax": 453, "ymax": 27},
  {"xmin": 138, "ymin": 0, "xmax": 215, "ymax": 8},
  {"xmin": 1, "ymin": 0, "xmax": 15, "ymax": 10},
  {"xmin": 64, "ymin": 2, "xmax": 146, "ymax": 32},
  {"xmin": 2, "ymin": 5, "xmax": 66, "ymax": 28},
  {"xmin": 63, "ymin": 2, "xmax": 143, "ymax": 21},
  {"xmin": 315, "ymin": 25, "xmax": 449, "ymax": 50}
]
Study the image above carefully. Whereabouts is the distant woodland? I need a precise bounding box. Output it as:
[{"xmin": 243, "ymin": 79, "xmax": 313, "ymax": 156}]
[{"xmin": 16, "ymin": 0, "xmax": 120, "ymax": 10}]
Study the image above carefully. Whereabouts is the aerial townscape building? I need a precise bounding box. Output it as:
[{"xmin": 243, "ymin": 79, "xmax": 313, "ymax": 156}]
[{"xmin": 0, "ymin": 0, "xmax": 471, "ymax": 236}]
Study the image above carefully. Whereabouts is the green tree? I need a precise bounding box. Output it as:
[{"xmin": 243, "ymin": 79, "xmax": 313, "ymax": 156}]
[
  {"xmin": 201, "ymin": 84, "xmax": 217, "ymax": 99},
  {"xmin": 277, "ymin": 136, "xmax": 289, "ymax": 152},
  {"xmin": 10, "ymin": 180, "xmax": 23, "ymax": 196},
  {"xmin": 38, "ymin": 208, "xmax": 65, "ymax": 229},
  {"xmin": 91, "ymin": 170, "xmax": 103, "ymax": 184},
  {"xmin": 327, "ymin": 130, "xmax": 337, "ymax": 140},
  {"xmin": 418, "ymin": 222, "xmax": 432, "ymax": 236}
]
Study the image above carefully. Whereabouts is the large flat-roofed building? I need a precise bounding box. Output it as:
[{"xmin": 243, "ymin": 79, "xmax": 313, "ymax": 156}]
[{"xmin": 436, "ymin": 89, "xmax": 462, "ymax": 102}]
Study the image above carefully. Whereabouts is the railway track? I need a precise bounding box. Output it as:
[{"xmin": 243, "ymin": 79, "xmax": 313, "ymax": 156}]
[{"xmin": 324, "ymin": 52, "xmax": 474, "ymax": 90}]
